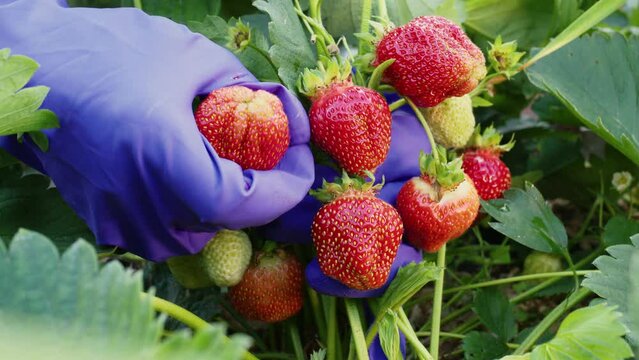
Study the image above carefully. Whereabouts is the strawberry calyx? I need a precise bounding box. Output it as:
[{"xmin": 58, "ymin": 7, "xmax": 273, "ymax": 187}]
[
  {"xmin": 227, "ymin": 19, "xmax": 251, "ymax": 53},
  {"xmin": 466, "ymin": 125, "xmax": 514, "ymax": 154},
  {"xmin": 419, "ymin": 147, "xmax": 465, "ymax": 190},
  {"xmin": 310, "ymin": 171, "xmax": 383, "ymax": 203},
  {"xmin": 298, "ymin": 57, "xmax": 353, "ymax": 100},
  {"xmin": 255, "ymin": 241, "xmax": 287, "ymax": 267}
]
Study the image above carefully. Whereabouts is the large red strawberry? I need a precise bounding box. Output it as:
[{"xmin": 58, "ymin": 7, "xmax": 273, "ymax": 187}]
[
  {"xmin": 229, "ymin": 245, "xmax": 303, "ymax": 323},
  {"xmin": 299, "ymin": 59, "xmax": 391, "ymax": 175},
  {"xmin": 374, "ymin": 16, "xmax": 486, "ymax": 108},
  {"xmin": 396, "ymin": 148, "xmax": 480, "ymax": 252},
  {"xmin": 311, "ymin": 172, "xmax": 403, "ymax": 290},
  {"xmin": 461, "ymin": 125, "xmax": 514, "ymax": 200},
  {"xmin": 194, "ymin": 85, "xmax": 289, "ymax": 170}
]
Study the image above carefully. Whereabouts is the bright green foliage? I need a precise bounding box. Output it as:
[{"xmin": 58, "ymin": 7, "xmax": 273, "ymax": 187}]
[
  {"xmin": 0, "ymin": 164, "xmax": 93, "ymax": 251},
  {"xmin": 528, "ymin": 304, "xmax": 632, "ymax": 360},
  {"xmin": 253, "ymin": 0, "xmax": 317, "ymax": 91},
  {"xmin": 603, "ymin": 215, "xmax": 639, "ymax": 246},
  {"xmin": 527, "ymin": 32, "xmax": 639, "ymax": 166},
  {"xmin": 0, "ymin": 230, "xmax": 251, "ymax": 359},
  {"xmin": 582, "ymin": 234, "xmax": 639, "ymax": 346},
  {"xmin": 377, "ymin": 261, "xmax": 439, "ymax": 311},
  {"xmin": 481, "ymin": 183, "xmax": 568, "ymax": 253},
  {"xmin": 0, "ymin": 49, "xmax": 58, "ymax": 151},
  {"xmin": 463, "ymin": 332, "xmax": 509, "ymax": 360},
  {"xmin": 472, "ymin": 288, "xmax": 517, "ymax": 342}
]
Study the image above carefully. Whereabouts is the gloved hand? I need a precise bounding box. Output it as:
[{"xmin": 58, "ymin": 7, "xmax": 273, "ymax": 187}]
[
  {"xmin": 263, "ymin": 109, "xmax": 431, "ymax": 244},
  {"xmin": 0, "ymin": 0, "xmax": 313, "ymax": 261}
]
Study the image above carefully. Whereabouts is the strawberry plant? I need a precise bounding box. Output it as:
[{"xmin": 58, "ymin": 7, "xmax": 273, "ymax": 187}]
[{"xmin": 1, "ymin": 0, "xmax": 639, "ymax": 359}]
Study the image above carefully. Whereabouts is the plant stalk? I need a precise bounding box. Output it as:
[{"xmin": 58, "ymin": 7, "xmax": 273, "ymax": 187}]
[
  {"xmin": 345, "ymin": 299, "xmax": 370, "ymax": 360},
  {"xmin": 289, "ymin": 321, "xmax": 305, "ymax": 360},
  {"xmin": 359, "ymin": 0, "xmax": 373, "ymax": 53},
  {"xmin": 325, "ymin": 296, "xmax": 338, "ymax": 360},
  {"xmin": 429, "ymin": 244, "xmax": 447, "ymax": 359}
]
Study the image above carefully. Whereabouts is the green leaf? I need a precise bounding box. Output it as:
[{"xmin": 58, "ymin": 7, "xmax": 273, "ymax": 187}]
[
  {"xmin": 189, "ymin": 15, "xmax": 230, "ymax": 44},
  {"xmin": 253, "ymin": 0, "xmax": 316, "ymax": 91},
  {"xmin": 529, "ymin": 304, "xmax": 633, "ymax": 360},
  {"xmin": 482, "ymin": 183, "xmax": 568, "ymax": 254},
  {"xmin": 629, "ymin": 250, "xmax": 639, "ymax": 355},
  {"xmin": 388, "ymin": 0, "xmax": 466, "ymax": 25},
  {"xmin": 0, "ymin": 49, "xmax": 58, "ymax": 142},
  {"xmin": 378, "ymin": 261, "xmax": 439, "ymax": 311},
  {"xmin": 321, "ymin": 0, "xmax": 362, "ymax": 43},
  {"xmin": 603, "ymin": 215, "xmax": 639, "ymax": 246},
  {"xmin": 463, "ymin": 332, "xmax": 509, "ymax": 360},
  {"xmin": 472, "ymin": 288, "xmax": 517, "ymax": 341},
  {"xmin": 378, "ymin": 311, "xmax": 401, "ymax": 360},
  {"xmin": 526, "ymin": 32, "xmax": 639, "ymax": 166},
  {"xmin": 464, "ymin": 0, "xmax": 576, "ymax": 49},
  {"xmin": 0, "ymin": 165, "xmax": 94, "ymax": 251},
  {"xmin": 0, "ymin": 230, "xmax": 251, "ymax": 360},
  {"xmin": 582, "ymin": 234, "xmax": 639, "ymax": 346}
]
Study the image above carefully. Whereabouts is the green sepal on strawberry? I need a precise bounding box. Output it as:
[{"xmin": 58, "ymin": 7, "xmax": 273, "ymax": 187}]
[
  {"xmin": 310, "ymin": 172, "xmax": 403, "ymax": 290},
  {"xmin": 167, "ymin": 229, "xmax": 252, "ymax": 289},
  {"xmin": 421, "ymin": 95, "xmax": 475, "ymax": 149},
  {"xmin": 396, "ymin": 147, "xmax": 480, "ymax": 252},
  {"xmin": 229, "ymin": 244, "xmax": 303, "ymax": 323},
  {"xmin": 299, "ymin": 58, "xmax": 392, "ymax": 175},
  {"xmin": 461, "ymin": 125, "xmax": 514, "ymax": 200}
]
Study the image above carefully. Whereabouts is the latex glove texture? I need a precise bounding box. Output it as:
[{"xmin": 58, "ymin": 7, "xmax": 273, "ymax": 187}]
[{"xmin": 0, "ymin": 0, "xmax": 314, "ymax": 261}]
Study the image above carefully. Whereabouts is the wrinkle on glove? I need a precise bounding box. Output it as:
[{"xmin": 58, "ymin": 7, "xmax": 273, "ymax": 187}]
[
  {"xmin": 264, "ymin": 109, "xmax": 431, "ymax": 244},
  {"xmin": 0, "ymin": 0, "xmax": 313, "ymax": 261},
  {"xmin": 305, "ymin": 244, "xmax": 422, "ymax": 298}
]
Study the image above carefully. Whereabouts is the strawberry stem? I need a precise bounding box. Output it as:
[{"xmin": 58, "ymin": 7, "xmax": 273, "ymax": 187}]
[
  {"xmin": 345, "ymin": 299, "xmax": 370, "ymax": 360},
  {"xmin": 377, "ymin": 0, "xmax": 388, "ymax": 19},
  {"xmin": 429, "ymin": 244, "xmax": 447, "ymax": 360},
  {"xmin": 405, "ymin": 97, "xmax": 440, "ymax": 164},
  {"xmin": 324, "ymin": 295, "xmax": 339, "ymax": 360},
  {"xmin": 359, "ymin": 0, "xmax": 373, "ymax": 54},
  {"xmin": 388, "ymin": 98, "xmax": 406, "ymax": 112},
  {"xmin": 288, "ymin": 320, "xmax": 305, "ymax": 360},
  {"xmin": 133, "ymin": 0, "xmax": 142, "ymax": 9}
]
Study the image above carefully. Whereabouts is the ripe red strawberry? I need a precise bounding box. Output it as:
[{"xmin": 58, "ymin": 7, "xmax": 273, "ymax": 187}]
[
  {"xmin": 229, "ymin": 245, "xmax": 303, "ymax": 323},
  {"xmin": 396, "ymin": 148, "xmax": 480, "ymax": 252},
  {"xmin": 311, "ymin": 173, "xmax": 403, "ymax": 290},
  {"xmin": 461, "ymin": 125, "xmax": 514, "ymax": 200},
  {"xmin": 374, "ymin": 16, "xmax": 486, "ymax": 108},
  {"xmin": 299, "ymin": 59, "xmax": 391, "ymax": 175},
  {"xmin": 194, "ymin": 85, "xmax": 289, "ymax": 170}
]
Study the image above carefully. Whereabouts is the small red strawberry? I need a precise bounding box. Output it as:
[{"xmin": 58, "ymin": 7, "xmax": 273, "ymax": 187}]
[
  {"xmin": 461, "ymin": 125, "xmax": 514, "ymax": 200},
  {"xmin": 229, "ymin": 244, "xmax": 303, "ymax": 323},
  {"xmin": 374, "ymin": 16, "xmax": 486, "ymax": 108},
  {"xmin": 194, "ymin": 85, "xmax": 289, "ymax": 170},
  {"xmin": 311, "ymin": 172, "xmax": 403, "ymax": 290},
  {"xmin": 299, "ymin": 59, "xmax": 391, "ymax": 175},
  {"xmin": 396, "ymin": 148, "xmax": 480, "ymax": 252}
]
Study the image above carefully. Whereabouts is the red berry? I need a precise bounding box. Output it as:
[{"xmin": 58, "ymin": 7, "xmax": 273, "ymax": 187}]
[
  {"xmin": 229, "ymin": 248, "xmax": 303, "ymax": 323},
  {"xmin": 462, "ymin": 148, "xmax": 511, "ymax": 200},
  {"xmin": 194, "ymin": 85, "xmax": 289, "ymax": 170},
  {"xmin": 309, "ymin": 82, "xmax": 391, "ymax": 175},
  {"xmin": 396, "ymin": 174, "xmax": 480, "ymax": 252},
  {"xmin": 375, "ymin": 16, "xmax": 486, "ymax": 108},
  {"xmin": 311, "ymin": 175, "xmax": 403, "ymax": 290}
]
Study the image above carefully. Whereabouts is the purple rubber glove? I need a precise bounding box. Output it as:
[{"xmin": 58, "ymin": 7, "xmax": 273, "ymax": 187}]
[
  {"xmin": 263, "ymin": 109, "xmax": 430, "ymax": 244},
  {"xmin": 0, "ymin": 0, "xmax": 313, "ymax": 261},
  {"xmin": 305, "ymin": 244, "xmax": 422, "ymax": 298}
]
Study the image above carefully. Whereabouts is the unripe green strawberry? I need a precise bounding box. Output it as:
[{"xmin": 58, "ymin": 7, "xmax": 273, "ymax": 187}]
[
  {"xmin": 167, "ymin": 230, "xmax": 252, "ymax": 289},
  {"xmin": 421, "ymin": 95, "xmax": 475, "ymax": 148},
  {"xmin": 523, "ymin": 251, "xmax": 563, "ymax": 275},
  {"xmin": 201, "ymin": 230, "xmax": 252, "ymax": 287}
]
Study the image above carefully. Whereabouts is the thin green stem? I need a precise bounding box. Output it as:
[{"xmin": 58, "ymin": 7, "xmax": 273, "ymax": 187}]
[
  {"xmin": 430, "ymin": 244, "xmax": 447, "ymax": 359},
  {"xmin": 377, "ymin": 0, "xmax": 388, "ymax": 19},
  {"xmin": 345, "ymin": 299, "xmax": 369, "ymax": 360},
  {"xmin": 289, "ymin": 321, "xmax": 305, "ymax": 360},
  {"xmin": 133, "ymin": 0, "xmax": 142, "ymax": 10},
  {"xmin": 149, "ymin": 294, "xmax": 209, "ymax": 331},
  {"xmin": 514, "ymin": 287, "xmax": 592, "ymax": 355},
  {"xmin": 359, "ymin": 0, "xmax": 373, "ymax": 53},
  {"xmin": 473, "ymin": 227, "xmax": 490, "ymax": 277},
  {"xmin": 325, "ymin": 296, "xmax": 338, "ymax": 360},
  {"xmin": 308, "ymin": 288, "xmax": 327, "ymax": 342},
  {"xmin": 405, "ymin": 97, "xmax": 438, "ymax": 159},
  {"xmin": 397, "ymin": 308, "xmax": 433, "ymax": 360},
  {"xmin": 388, "ymin": 98, "xmax": 407, "ymax": 112},
  {"xmin": 443, "ymin": 270, "xmax": 597, "ymax": 295}
]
